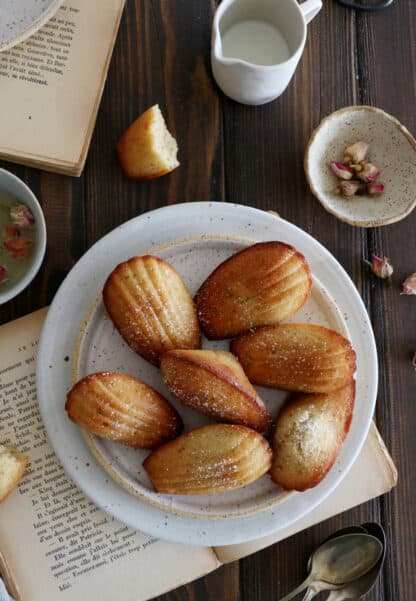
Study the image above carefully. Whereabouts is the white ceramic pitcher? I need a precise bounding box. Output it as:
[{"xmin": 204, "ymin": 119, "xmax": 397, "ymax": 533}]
[{"xmin": 211, "ymin": 0, "xmax": 322, "ymax": 105}]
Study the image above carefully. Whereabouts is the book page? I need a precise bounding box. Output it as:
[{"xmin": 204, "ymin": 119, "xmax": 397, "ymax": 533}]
[
  {"xmin": 0, "ymin": 0, "xmax": 125, "ymax": 172},
  {"xmin": 0, "ymin": 309, "xmax": 219, "ymax": 601},
  {"xmin": 215, "ymin": 422, "xmax": 397, "ymax": 564}
]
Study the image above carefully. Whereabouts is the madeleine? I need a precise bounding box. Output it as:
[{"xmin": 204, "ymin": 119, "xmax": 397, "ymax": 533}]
[
  {"xmin": 144, "ymin": 424, "xmax": 272, "ymax": 495},
  {"xmin": 0, "ymin": 444, "xmax": 28, "ymax": 502},
  {"xmin": 116, "ymin": 104, "xmax": 179, "ymax": 180},
  {"xmin": 196, "ymin": 242, "xmax": 312, "ymax": 339},
  {"xmin": 232, "ymin": 323, "xmax": 356, "ymax": 393},
  {"xmin": 270, "ymin": 382, "xmax": 355, "ymax": 491},
  {"xmin": 103, "ymin": 255, "xmax": 200, "ymax": 365},
  {"xmin": 160, "ymin": 349, "xmax": 271, "ymax": 432},
  {"xmin": 65, "ymin": 372, "xmax": 182, "ymax": 449}
]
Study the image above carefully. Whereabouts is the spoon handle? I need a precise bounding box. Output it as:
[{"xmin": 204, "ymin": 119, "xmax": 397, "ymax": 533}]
[
  {"xmin": 277, "ymin": 576, "xmax": 313, "ymax": 601},
  {"xmin": 326, "ymin": 592, "xmax": 345, "ymax": 601},
  {"xmin": 300, "ymin": 587, "xmax": 320, "ymax": 601}
]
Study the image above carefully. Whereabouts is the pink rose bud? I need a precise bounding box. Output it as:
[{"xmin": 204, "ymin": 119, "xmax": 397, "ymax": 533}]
[
  {"xmin": 0, "ymin": 265, "xmax": 7, "ymax": 284},
  {"xmin": 10, "ymin": 203, "xmax": 35, "ymax": 228},
  {"xmin": 357, "ymin": 162, "xmax": 380, "ymax": 183},
  {"xmin": 367, "ymin": 182, "xmax": 385, "ymax": 196},
  {"xmin": 344, "ymin": 141, "xmax": 369, "ymax": 164},
  {"xmin": 366, "ymin": 254, "xmax": 393, "ymax": 279},
  {"xmin": 330, "ymin": 161, "xmax": 354, "ymax": 180},
  {"xmin": 401, "ymin": 273, "xmax": 416, "ymax": 295},
  {"xmin": 1, "ymin": 225, "xmax": 20, "ymax": 242},
  {"xmin": 4, "ymin": 237, "xmax": 33, "ymax": 260},
  {"xmin": 339, "ymin": 180, "xmax": 361, "ymax": 197}
]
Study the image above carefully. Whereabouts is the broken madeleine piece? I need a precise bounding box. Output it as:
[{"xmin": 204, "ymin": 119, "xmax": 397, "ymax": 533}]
[
  {"xmin": 65, "ymin": 372, "xmax": 182, "ymax": 449},
  {"xmin": 270, "ymin": 381, "xmax": 356, "ymax": 491},
  {"xmin": 103, "ymin": 255, "xmax": 200, "ymax": 365},
  {"xmin": 116, "ymin": 104, "xmax": 179, "ymax": 179},
  {"xmin": 196, "ymin": 242, "xmax": 312, "ymax": 339},
  {"xmin": 232, "ymin": 323, "xmax": 356, "ymax": 393},
  {"xmin": 144, "ymin": 424, "xmax": 272, "ymax": 495},
  {"xmin": 0, "ymin": 444, "xmax": 28, "ymax": 502},
  {"xmin": 160, "ymin": 349, "xmax": 272, "ymax": 432}
]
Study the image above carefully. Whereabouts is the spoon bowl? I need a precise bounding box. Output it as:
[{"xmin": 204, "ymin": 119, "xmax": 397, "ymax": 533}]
[
  {"xmin": 307, "ymin": 526, "xmax": 367, "ymax": 572},
  {"xmin": 326, "ymin": 523, "xmax": 386, "ymax": 600},
  {"xmin": 310, "ymin": 533, "xmax": 382, "ymax": 584},
  {"xmin": 278, "ymin": 533, "xmax": 383, "ymax": 601}
]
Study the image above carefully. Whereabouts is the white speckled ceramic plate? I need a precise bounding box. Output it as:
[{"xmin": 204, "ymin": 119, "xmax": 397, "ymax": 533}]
[
  {"xmin": 305, "ymin": 106, "xmax": 416, "ymax": 227},
  {"xmin": 74, "ymin": 237, "xmax": 347, "ymax": 520},
  {"xmin": 0, "ymin": 0, "xmax": 64, "ymax": 52},
  {"xmin": 36, "ymin": 203, "xmax": 378, "ymax": 546}
]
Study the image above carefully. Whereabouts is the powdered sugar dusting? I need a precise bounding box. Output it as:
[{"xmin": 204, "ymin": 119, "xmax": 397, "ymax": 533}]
[{"xmin": 75, "ymin": 236, "xmax": 350, "ymax": 518}]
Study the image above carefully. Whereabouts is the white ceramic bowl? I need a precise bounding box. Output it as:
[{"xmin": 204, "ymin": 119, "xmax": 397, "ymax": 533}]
[
  {"xmin": 305, "ymin": 106, "xmax": 416, "ymax": 227},
  {"xmin": 0, "ymin": 0, "xmax": 65, "ymax": 52},
  {"xmin": 0, "ymin": 169, "xmax": 47, "ymax": 304}
]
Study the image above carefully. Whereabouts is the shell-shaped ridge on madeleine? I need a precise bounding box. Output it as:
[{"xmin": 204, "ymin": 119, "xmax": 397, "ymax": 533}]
[
  {"xmin": 270, "ymin": 381, "xmax": 356, "ymax": 491},
  {"xmin": 143, "ymin": 424, "xmax": 272, "ymax": 495},
  {"xmin": 232, "ymin": 323, "xmax": 356, "ymax": 393},
  {"xmin": 160, "ymin": 349, "xmax": 272, "ymax": 433},
  {"xmin": 65, "ymin": 372, "xmax": 182, "ymax": 449},
  {"xmin": 103, "ymin": 255, "xmax": 201, "ymax": 365},
  {"xmin": 196, "ymin": 241, "xmax": 312, "ymax": 339}
]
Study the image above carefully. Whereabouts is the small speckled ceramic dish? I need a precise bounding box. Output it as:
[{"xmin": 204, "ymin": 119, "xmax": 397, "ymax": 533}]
[
  {"xmin": 305, "ymin": 106, "xmax": 416, "ymax": 227},
  {"xmin": 0, "ymin": 169, "xmax": 46, "ymax": 305},
  {"xmin": 0, "ymin": 0, "xmax": 64, "ymax": 52}
]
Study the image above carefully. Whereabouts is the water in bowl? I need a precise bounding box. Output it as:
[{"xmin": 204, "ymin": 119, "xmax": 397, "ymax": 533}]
[
  {"xmin": 0, "ymin": 189, "xmax": 36, "ymax": 292},
  {"xmin": 221, "ymin": 20, "xmax": 291, "ymax": 66}
]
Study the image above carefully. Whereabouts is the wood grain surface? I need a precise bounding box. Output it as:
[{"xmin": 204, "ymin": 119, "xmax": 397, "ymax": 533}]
[{"xmin": 1, "ymin": 0, "xmax": 415, "ymax": 599}]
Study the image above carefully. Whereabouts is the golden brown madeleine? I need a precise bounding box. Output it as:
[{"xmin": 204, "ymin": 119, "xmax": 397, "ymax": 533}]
[
  {"xmin": 270, "ymin": 381, "xmax": 355, "ymax": 491},
  {"xmin": 160, "ymin": 349, "xmax": 272, "ymax": 432},
  {"xmin": 196, "ymin": 242, "xmax": 312, "ymax": 339},
  {"xmin": 232, "ymin": 323, "xmax": 356, "ymax": 393},
  {"xmin": 144, "ymin": 424, "xmax": 272, "ymax": 495},
  {"xmin": 65, "ymin": 372, "xmax": 182, "ymax": 449},
  {"xmin": 116, "ymin": 105, "xmax": 179, "ymax": 180},
  {"xmin": 0, "ymin": 444, "xmax": 28, "ymax": 502},
  {"xmin": 103, "ymin": 255, "xmax": 200, "ymax": 365}
]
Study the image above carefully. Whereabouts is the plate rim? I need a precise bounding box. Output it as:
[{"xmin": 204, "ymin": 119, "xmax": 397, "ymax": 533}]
[
  {"xmin": 36, "ymin": 202, "xmax": 378, "ymax": 546},
  {"xmin": 0, "ymin": 0, "xmax": 65, "ymax": 52}
]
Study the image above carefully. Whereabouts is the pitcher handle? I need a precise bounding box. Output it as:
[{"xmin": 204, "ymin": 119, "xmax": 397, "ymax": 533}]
[{"xmin": 299, "ymin": 0, "xmax": 323, "ymax": 23}]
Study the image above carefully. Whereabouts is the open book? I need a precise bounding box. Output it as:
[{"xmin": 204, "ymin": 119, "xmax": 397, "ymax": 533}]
[
  {"xmin": 0, "ymin": 0, "xmax": 125, "ymax": 176},
  {"xmin": 0, "ymin": 309, "xmax": 397, "ymax": 601}
]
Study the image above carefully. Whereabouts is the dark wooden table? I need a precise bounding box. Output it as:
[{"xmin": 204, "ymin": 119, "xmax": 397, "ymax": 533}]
[{"xmin": 1, "ymin": 0, "xmax": 415, "ymax": 599}]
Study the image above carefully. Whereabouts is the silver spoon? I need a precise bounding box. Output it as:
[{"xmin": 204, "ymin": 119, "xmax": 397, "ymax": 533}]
[
  {"xmin": 325, "ymin": 523, "xmax": 386, "ymax": 600},
  {"xmin": 277, "ymin": 533, "xmax": 383, "ymax": 601},
  {"xmin": 300, "ymin": 527, "xmax": 368, "ymax": 600}
]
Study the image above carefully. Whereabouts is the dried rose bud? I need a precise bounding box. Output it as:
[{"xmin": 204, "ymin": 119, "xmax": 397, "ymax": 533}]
[
  {"xmin": 339, "ymin": 180, "xmax": 361, "ymax": 197},
  {"xmin": 401, "ymin": 273, "xmax": 416, "ymax": 295},
  {"xmin": 367, "ymin": 182, "xmax": 385, "ymax": 196},
  {"xmin": 4, "ymin": 237, "xmax": 33, "ymax": 260},
  {"xmin": 330, "ymin": 161, "xmax": 354, "ymax": 180},
  {"xmin": 357, "ymin": 162, "xmax": 380, "ymax": 183},
  {"xmin": 351, "ymin": 164, "xmax": 363, "ymax": 173},
  {"xmin": 0, "ymin": 265, "xmax": 7, "ymax": 284},
  {"xmin": 365, "ymin": 254, "xmax": 393, "ymax": 279},
  {"xmin": 344, "ymin": 141, "xmax": 369, "ymax": 164},
  {"xmin": 1, "ymin": 225, "xmax": 20, "ymax": 242},
  {"xmin": 10, "ymin": 203, "xmax": 35, "ymax": 228},
  {"xmin": 356, "ymin": 182, "xmax": 369, "ymax": 196}
]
